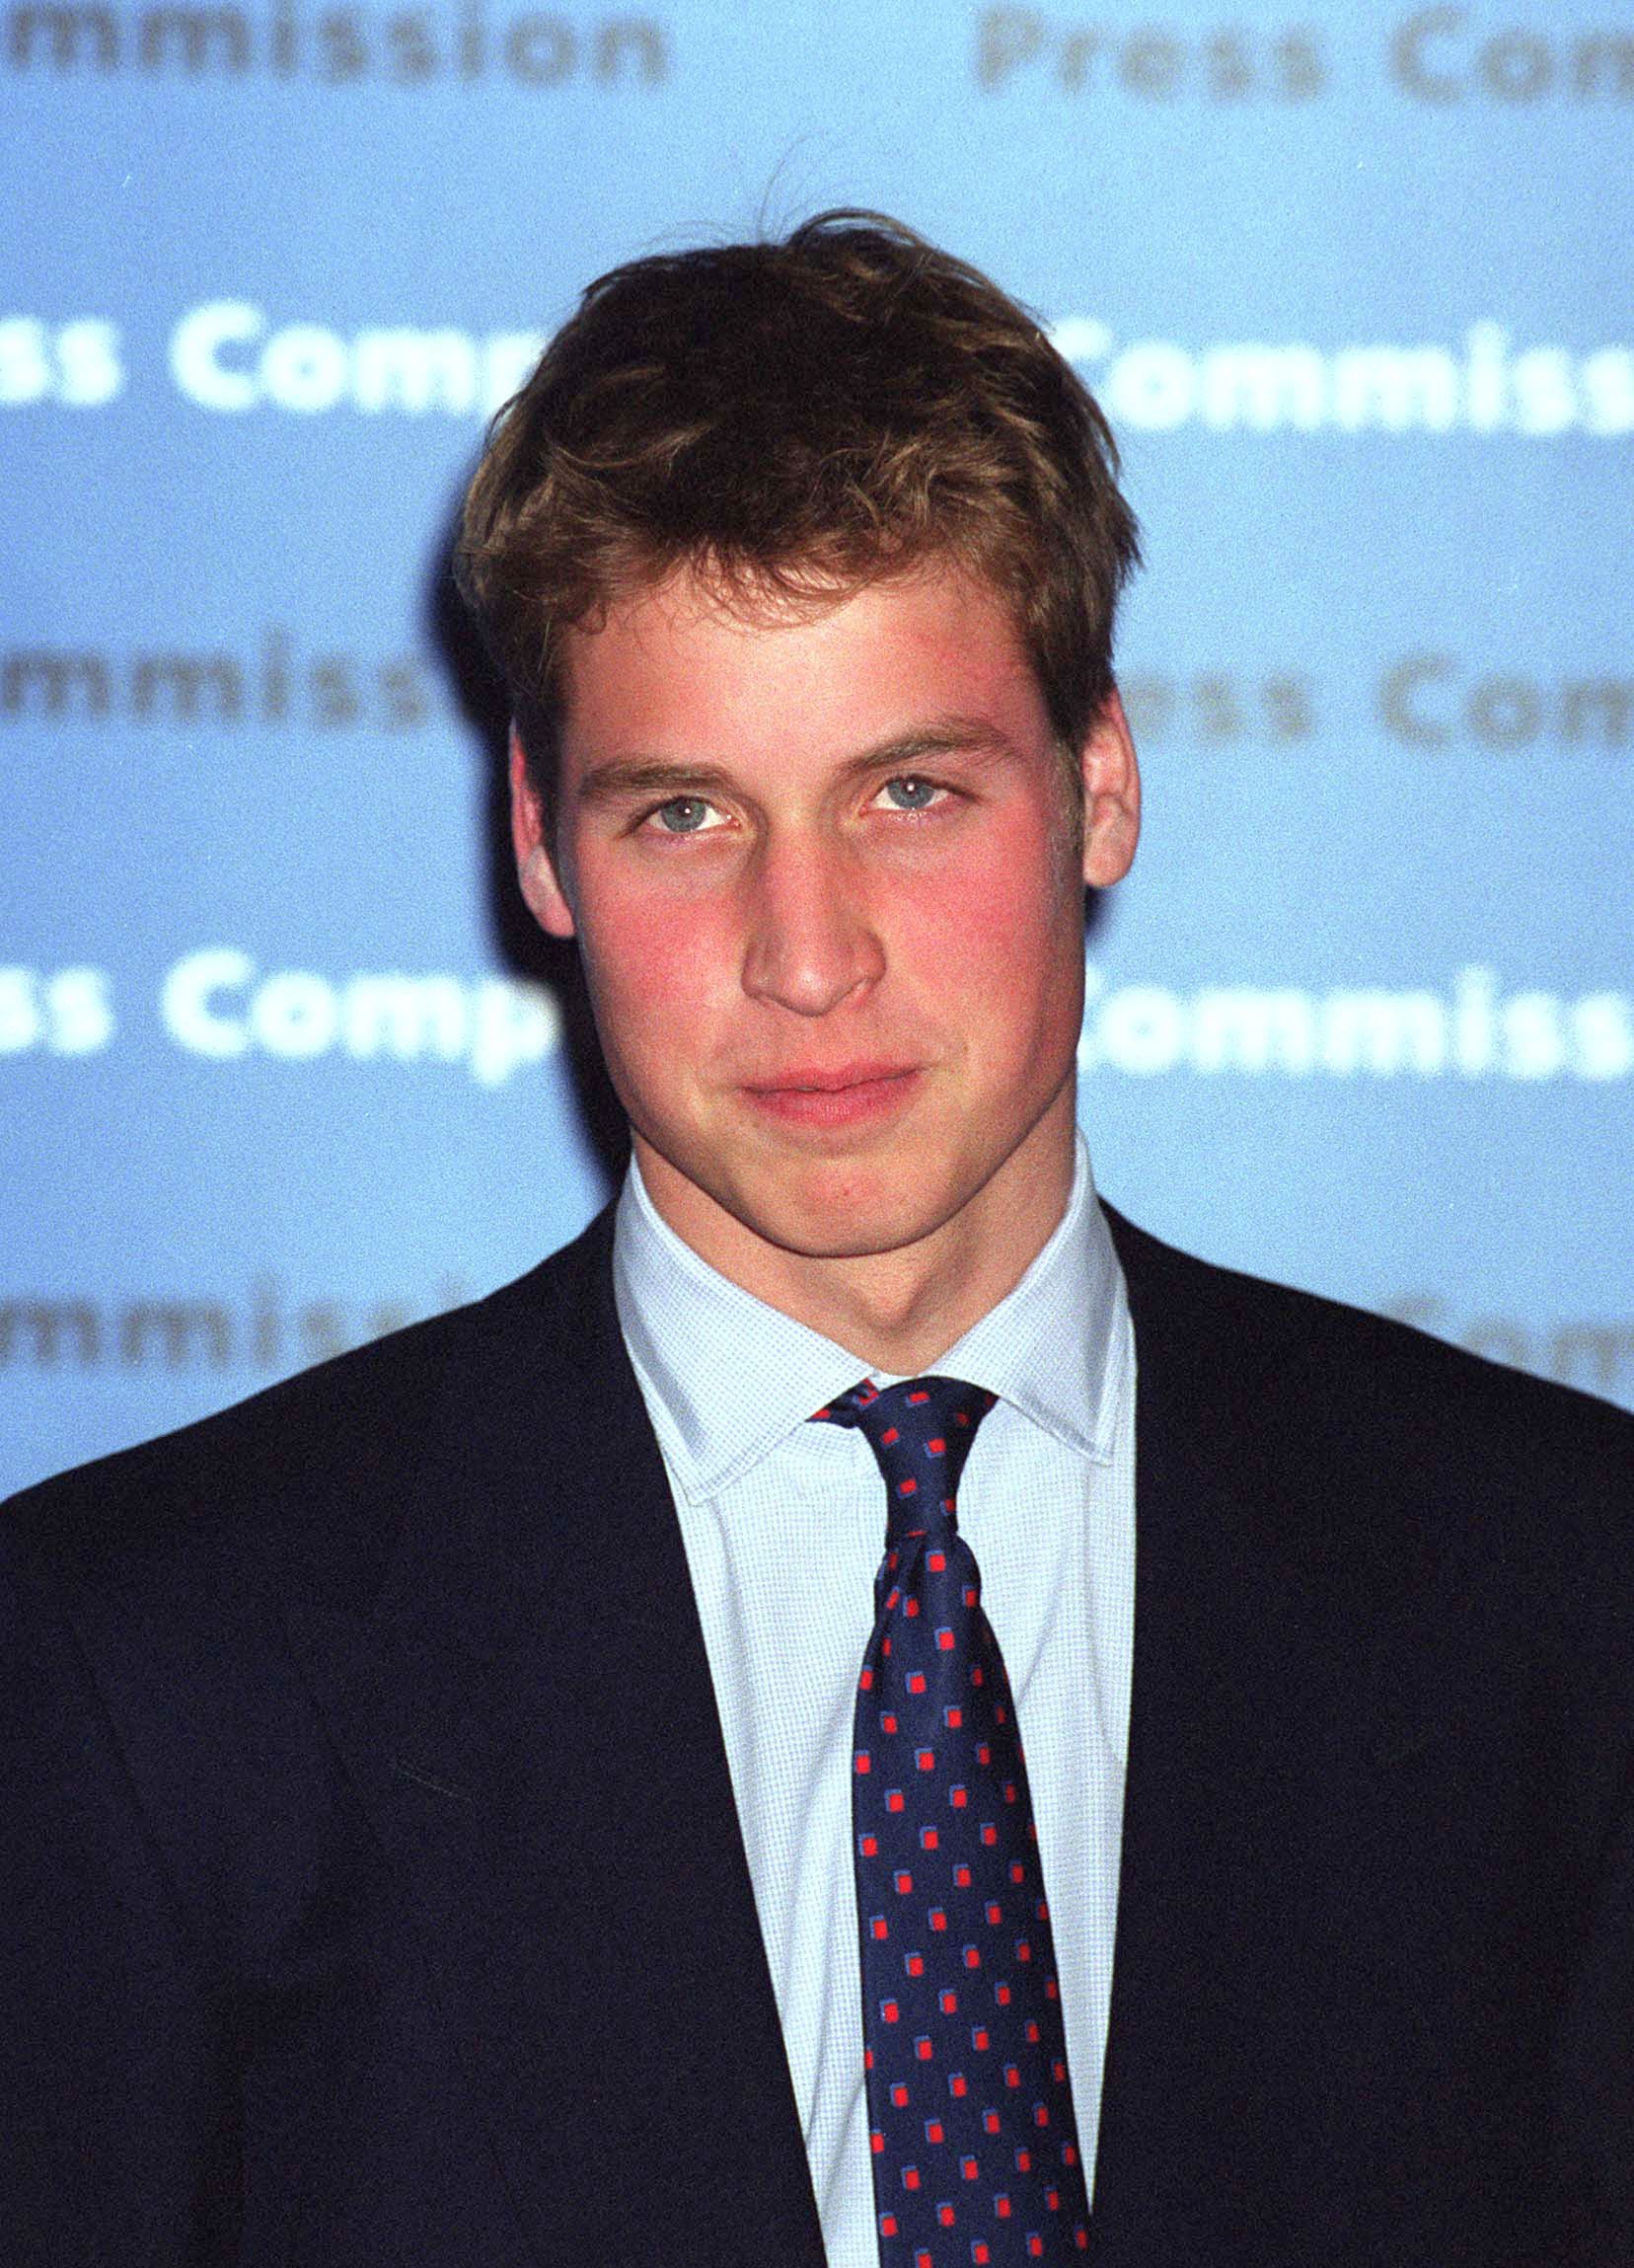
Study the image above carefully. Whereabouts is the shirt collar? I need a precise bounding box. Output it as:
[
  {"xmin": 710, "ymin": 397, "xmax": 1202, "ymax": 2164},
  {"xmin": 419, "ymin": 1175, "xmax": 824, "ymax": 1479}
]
[{"xmin": 613, "ymin": 1134, "xmax": 1127, "ymax": 1504}]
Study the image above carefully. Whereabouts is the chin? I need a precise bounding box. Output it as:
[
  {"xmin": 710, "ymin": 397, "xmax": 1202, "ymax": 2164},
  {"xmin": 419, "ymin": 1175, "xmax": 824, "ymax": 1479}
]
[{"xmin": 727, "ymin": 1172, "xmax": 965, "ymax": 1265}]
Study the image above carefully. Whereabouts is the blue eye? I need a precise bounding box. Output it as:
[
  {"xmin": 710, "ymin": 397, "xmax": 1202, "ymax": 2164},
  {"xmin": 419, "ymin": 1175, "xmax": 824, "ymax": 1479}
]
[
  {"xmin": 883, "ymin": 778, "xmax": 940, "ymax": 810},
  {"xmin": 654, "ymin": 797, "xmax": 713, "ymax": 833}
]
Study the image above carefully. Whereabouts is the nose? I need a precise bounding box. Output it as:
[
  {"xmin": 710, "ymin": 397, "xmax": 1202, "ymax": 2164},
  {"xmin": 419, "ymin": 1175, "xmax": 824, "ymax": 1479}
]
[{"xmin": 740, "ymin": 832, "xmax": 885, "ymax": 1018}]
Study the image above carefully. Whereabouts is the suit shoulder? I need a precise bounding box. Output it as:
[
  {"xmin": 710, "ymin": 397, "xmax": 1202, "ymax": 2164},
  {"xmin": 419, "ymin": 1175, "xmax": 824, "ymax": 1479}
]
[
  {"xmin": 1105, "ymin": 1202, "xmax": 1634, "ymax": 1510},
  {"xmin": 1, "ymin": 1209, "xmax": 615, "ymax": 1603}
]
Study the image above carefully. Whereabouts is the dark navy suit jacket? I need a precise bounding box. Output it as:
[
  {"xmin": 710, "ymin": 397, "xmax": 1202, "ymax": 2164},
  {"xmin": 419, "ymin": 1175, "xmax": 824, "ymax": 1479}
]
[{"xmin": 4, "ymin": 1206, "xmax": 1632, "ymax": 2265}]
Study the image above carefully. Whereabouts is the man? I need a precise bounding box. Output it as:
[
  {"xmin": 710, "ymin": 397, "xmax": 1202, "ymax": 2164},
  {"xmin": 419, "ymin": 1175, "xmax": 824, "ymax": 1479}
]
[{"xmin": 3, "ymin": 214, "xmax": 1630, "ymax": 2267}]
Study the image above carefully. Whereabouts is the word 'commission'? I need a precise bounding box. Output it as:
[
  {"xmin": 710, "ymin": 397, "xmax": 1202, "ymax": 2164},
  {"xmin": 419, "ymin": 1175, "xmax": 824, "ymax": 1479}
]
[{"xmin": 5, "ymin": 311, "xmax": 1630, "ymax": 437}]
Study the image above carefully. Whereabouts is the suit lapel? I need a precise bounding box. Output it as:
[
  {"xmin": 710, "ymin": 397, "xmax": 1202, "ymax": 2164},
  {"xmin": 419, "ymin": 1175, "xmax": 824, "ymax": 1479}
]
[
  {"xmin": 286, "ymin": 1214, "xmax": 827, "ymax": 2268},
  {"xmin": 1085, "ymin": 1222, "xmax": 1286, "ymax": 2247},
  {"xmin": 1089, "ymin": 1208, "xmax": 1456, "ymax": 2255}
]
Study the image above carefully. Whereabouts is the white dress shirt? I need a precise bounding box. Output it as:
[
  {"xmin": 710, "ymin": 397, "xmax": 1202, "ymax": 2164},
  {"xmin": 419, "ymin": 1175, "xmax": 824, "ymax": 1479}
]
[{"xmin": 613, "ymin": 1136, "xmax": 1136, "ymax": 2267}]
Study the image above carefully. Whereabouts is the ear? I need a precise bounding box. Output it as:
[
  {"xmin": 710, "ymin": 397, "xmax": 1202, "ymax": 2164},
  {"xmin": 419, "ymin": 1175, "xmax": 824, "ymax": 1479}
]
[
  {"xmin": 1078, "ymin": 685, "xmax": 1141, "ymax": 889},
  {"xmin": 509, "ymin": 727, "xmax": 576, "ymax": 939}
]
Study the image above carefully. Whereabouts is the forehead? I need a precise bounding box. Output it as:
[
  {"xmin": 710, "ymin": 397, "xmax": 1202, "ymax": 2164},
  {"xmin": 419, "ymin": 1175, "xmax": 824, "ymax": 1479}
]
[{"xmin": 556, "ymin": 560, "xmax": 1046, "ymax": 763}]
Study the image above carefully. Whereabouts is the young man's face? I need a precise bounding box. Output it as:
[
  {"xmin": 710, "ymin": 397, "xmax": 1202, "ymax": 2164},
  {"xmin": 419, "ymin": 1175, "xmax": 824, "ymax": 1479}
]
[{"xmin": 513, "ymin": 561, "xmax": 1138, "ymax": 1293}]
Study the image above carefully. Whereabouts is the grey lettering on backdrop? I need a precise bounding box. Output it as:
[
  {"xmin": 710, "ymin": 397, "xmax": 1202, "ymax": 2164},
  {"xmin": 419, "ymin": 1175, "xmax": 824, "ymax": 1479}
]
[
  {"xmin": 1379, "ymin": 657, "xmax": 1634, "ymax": 750},
  {"xmin": 1390, "ymin": 8, "xmax": 1634, "ymax": 102},
  {"xmin": 3, "ymin": 2, "xmax": 671, "ymax": 81},
  {"xmin": 972, "ymin": 9, "xmax": 1325, "ymax": 98}
]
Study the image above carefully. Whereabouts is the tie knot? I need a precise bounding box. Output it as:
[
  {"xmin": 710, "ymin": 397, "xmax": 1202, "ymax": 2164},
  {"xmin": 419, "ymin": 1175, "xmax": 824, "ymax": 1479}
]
[{"xmin": 812, "ymin": 1375, "xmax": 997, "ymax": 1533}]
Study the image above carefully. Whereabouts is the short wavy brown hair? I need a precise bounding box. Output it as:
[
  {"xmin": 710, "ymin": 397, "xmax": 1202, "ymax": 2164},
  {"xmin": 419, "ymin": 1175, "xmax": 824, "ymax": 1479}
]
[{"xmin": 456, "ymin": 210, "xmax": 1140, "ymax": 824}]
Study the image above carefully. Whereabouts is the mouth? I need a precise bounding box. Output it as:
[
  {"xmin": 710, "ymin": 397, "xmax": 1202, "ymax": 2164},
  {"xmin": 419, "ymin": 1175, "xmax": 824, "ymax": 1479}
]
[{"xmin": 739, "ymin": 1063, "xmax": 922, "ymax": 1130}]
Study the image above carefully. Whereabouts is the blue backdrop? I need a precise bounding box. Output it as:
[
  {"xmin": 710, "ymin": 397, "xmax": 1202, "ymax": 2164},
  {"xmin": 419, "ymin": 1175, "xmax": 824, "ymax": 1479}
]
[{"xmin": 5, "ymin": 0, "xmax": 1631, "ymax": 1492}]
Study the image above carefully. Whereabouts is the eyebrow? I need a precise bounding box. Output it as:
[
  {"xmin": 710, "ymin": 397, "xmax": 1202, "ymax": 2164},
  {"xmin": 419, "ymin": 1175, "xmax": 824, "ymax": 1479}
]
[{"xmin": 574, "ymin": 718, "xmax": 1018, "ymax": 806}]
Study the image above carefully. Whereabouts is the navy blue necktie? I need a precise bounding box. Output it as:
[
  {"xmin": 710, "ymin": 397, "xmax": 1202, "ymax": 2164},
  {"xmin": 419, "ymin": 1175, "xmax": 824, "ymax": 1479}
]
[{"xmin": 813, "ymin": 1376, "xmax": 1090, "ymax": 2266}]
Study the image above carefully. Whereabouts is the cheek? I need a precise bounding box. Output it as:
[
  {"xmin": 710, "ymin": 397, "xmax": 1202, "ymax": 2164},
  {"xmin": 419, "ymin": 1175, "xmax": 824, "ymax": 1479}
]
[
  {"xmin": 579, "ymin": 885, "xmax": 737, "ymax": 1037},
  {"xmin": 939, "ymin": 914, "xmax": 1079, "ymax": 1065},
  {"xmin": 906, "ymin": 823, "xmax": 1078, "ymax": 1002}
]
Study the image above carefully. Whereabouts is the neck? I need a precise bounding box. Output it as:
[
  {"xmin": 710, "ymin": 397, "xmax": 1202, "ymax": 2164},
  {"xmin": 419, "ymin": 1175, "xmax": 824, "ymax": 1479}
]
[{"xmin": 633, "ymin": 1094, "xmax": 1077, "ymax": 1374}]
